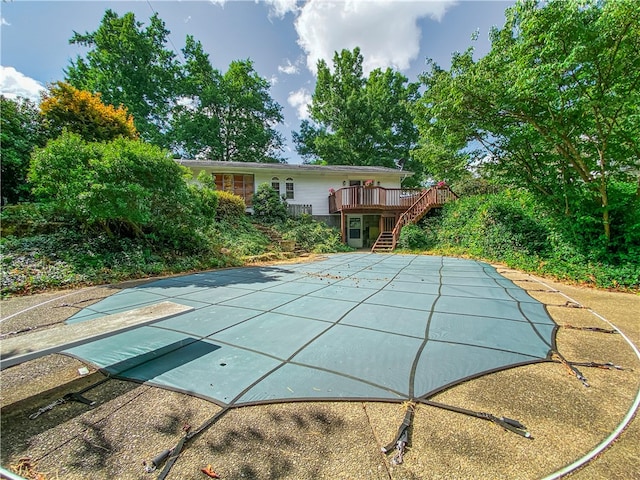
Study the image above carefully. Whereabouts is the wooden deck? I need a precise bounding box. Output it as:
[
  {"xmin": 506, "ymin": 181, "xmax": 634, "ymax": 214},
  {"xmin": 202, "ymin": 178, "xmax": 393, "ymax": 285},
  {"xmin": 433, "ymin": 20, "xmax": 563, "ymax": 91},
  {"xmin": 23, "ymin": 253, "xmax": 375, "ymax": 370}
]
[{"xmin": 328, "ymin": 186, "xmax": 422, "ymax": 213}]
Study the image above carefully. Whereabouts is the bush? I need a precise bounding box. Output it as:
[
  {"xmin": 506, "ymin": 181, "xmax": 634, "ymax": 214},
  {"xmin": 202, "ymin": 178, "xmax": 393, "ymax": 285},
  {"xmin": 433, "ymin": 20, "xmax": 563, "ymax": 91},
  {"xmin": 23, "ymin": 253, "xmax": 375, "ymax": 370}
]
[
  {"xmin": 279, "ymin": 216, "xmax": 352, "ymax": 253},
  {"xmin": 252, "ymin": 183, "xmax": 288, "ymax": 224},
  {"xmin": 423, "ymin": 189, "xmax": 639, "ymax": 290},
  {"xmin": 28, "ymin": 132, "xmax": 208, "ymax": 252},
  {"xmin": 214, "ymin": 190, "xmax": 246, "ymax": 221},
  {"xmin": 398, "ymin": 223, "xmax": 430, "ymax": 250}
]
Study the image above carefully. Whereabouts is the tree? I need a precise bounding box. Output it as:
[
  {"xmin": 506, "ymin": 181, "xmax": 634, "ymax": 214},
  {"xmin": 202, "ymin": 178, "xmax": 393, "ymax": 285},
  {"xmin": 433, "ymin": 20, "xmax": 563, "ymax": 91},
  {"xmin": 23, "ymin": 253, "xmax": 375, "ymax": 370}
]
[
  {"xmin": 169, "ymin": 36, "xmax": 224, "ymax": 159},
  {"xmin": 40, "ymin": 82, "xmax": 138, "ymax": 142},
  {"xmin": 171, "ymin": 38, "xmax": 284, "ymax": 162},
  {"xmin": 293, "ymin": 48, "xmax": 421, "ymax": 184},
  {"xmin": 65, "ymin": 10, "xmax": 180, "ymax": 147},
  {"xmin": 218, "ymin": 59, "xmax": 284, "ymax": 163},
  {"xmin": 28, "ymin": 131, "xmax": 202, "ymax": 249},
  {"xmin": 415, "ymin": 0, "xmax": 640, "ymax": 244},
  {"xmin": 0, "ymin": 96, "xmax": 49, "ymax": 204}
]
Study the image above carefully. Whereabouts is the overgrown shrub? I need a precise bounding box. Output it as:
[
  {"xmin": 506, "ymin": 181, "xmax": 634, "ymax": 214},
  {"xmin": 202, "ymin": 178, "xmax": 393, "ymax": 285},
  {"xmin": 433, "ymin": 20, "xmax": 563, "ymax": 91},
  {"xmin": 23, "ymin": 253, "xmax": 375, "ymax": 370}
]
[
  {"xmin": 279, "ymin": 215, "xmax": 351, "ymax": 253},
  {"xmin": 434, "ymin": 191, "xmax": 549, "ymax": 258},
  {"xmin": 28, "ymin": 132, "xmax": 208, "ymax": 252},
  {"xmin": 252, "ymin": 183, "xmax": 288, "ymax": 224},
  {"xmin": 398, "ymin": 223, "xmax": 430, "ymax": 250},
  {"xmin": 423, "ymin": 189, "xmax": 639, "ymax": 290},
  {"xmin": 214, "ymin": 190, "xmax": 246, "ymax": 221}
]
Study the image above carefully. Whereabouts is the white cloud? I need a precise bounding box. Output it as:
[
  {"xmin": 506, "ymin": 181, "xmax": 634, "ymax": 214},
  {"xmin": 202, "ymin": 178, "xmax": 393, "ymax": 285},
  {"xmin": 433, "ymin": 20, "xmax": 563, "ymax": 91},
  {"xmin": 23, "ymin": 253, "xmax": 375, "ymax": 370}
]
[
  {"xmin": 262, "ymin": 0, "xmax": 300, "ymax": 18},
  {"xmin": 288, "ymin": 88, "xmax": 312, "ymax": 120},
  {"xmin": 0, "ymin": 66, "xmax": 45, "ymax": 102},
  {"xmin": 295, "ymin": 0, "xmax": 456, "ymax": 75},
  {"xmin": 278, "ymin": 58, "xmax": 299, "ymax": 75},
  {"xmin": 1, "ymin": 17, "xmax": 10, "ymax": 26}
]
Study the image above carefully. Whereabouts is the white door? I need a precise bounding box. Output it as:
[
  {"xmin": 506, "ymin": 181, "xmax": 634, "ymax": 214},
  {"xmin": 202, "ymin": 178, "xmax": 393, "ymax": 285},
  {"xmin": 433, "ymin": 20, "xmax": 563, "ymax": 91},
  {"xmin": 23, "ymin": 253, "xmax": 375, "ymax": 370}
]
[{"xmin": 347, "ymin": 215, "xmax": 363, "ymax": 248}]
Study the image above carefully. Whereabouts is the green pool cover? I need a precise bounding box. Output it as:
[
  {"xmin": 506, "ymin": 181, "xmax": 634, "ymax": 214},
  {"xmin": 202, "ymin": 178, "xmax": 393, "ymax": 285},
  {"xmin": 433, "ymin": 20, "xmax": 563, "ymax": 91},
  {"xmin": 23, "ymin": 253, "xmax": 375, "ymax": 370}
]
[{"xmin": 64, "ymin": 254, "xmax": 557, "ymax": 407}]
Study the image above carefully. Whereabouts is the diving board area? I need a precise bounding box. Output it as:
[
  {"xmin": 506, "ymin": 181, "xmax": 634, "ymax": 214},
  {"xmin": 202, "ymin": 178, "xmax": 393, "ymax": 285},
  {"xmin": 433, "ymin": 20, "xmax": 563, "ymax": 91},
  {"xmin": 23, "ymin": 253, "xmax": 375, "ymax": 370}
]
[{"xmin": 0, "ymin": 301, "xmax": 194, "ymax": 369}]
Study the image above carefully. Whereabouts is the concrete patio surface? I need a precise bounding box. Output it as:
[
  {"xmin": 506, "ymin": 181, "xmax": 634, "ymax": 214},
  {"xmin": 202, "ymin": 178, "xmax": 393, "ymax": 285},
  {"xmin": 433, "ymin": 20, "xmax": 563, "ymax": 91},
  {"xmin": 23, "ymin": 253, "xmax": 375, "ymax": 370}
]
[{"xmin": 1, "ymin": 253, "xmax": 638, "ymax": 480}]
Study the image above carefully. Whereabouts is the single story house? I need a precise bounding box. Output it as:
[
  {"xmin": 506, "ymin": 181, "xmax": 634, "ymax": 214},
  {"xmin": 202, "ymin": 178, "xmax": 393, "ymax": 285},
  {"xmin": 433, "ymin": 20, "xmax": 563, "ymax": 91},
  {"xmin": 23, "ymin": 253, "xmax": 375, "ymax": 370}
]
[{"xmin": 178, "ymin": 160, "xmax": 454, "ymax": 250}]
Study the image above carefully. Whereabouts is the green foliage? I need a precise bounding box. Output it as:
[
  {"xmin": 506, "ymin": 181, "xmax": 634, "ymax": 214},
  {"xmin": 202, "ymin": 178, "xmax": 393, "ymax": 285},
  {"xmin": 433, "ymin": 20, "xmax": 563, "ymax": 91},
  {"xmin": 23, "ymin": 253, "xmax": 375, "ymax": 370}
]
[
  {"xmin": 28, "ymin": 132, "xmax": 206, "ymax": 251},
  {"xmin": 279, "ymin": 215, "xmax": 352, "ymax": 254},
  {"xmin": 398, "ymin": 224, "xmax": 431, "ymax": 250},
  {"xmin": 214, "ymin": 190, "xmax": 246, "ymax": 221},
  {"xmin": 415, "ymin": 0, "xmax": 640, "ymax": 243},
  {"xmin": 0, "ymin": 96, "xmax": 49, "ymax": 204},
  {"xmin": 433, "ymin": 192, "xmax": 550, "ymax": 258},
  {"xmin": 0, "ymin": 203, "xmax": 68, "ymax": 237},
  {"xmin": 66, "ymin": 9, "xmax": 180, "ymax": 147},
  {"xmin": 0, "ymin": 228, "xmax": 231, "ymax": 296},
  {"xmin": 212, "ymin": 217, "xmax": 271, "ymax": 256},
  {"xmin": 294, "ymin": 47, "xmax": 421, "ymax": 184},
  {"xmin": 171, "ymin": 39, "xmax": 284, "ymax": 162},
  {"xmin": 423, "ymin": 190, "xmax": 639, "ymax": 290},
  {"xmin": 252, "ymin": 183, "xmax": 288, "ymax": 224},
  {"xmin": 66, "ymin": 12, "xmax": 283, "ymax": 160}
]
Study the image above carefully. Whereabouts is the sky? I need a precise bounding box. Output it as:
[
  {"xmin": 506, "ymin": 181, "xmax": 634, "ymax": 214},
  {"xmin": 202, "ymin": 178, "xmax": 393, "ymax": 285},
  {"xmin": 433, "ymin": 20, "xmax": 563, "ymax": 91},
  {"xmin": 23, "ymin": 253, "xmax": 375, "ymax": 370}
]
[{"xmin": 0, "ymin": 0, "xmax": 514, "ymax": 163}]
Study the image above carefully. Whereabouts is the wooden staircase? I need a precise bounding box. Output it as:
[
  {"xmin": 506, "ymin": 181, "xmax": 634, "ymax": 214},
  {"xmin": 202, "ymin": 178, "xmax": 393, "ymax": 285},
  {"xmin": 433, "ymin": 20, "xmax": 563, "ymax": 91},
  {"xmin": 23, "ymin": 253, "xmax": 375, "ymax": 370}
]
[
  {"xmin": 371, "ymin": 186, "xmax": 457, "ymax": 253},
  {"xmin": 371, "ymin": 232, "xmax": 395, "ymax": 252}
]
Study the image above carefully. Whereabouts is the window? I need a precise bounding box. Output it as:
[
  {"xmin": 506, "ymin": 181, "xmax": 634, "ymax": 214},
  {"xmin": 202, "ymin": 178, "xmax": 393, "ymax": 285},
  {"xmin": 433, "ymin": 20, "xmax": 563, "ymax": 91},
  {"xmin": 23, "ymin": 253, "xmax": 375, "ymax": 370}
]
[
  {"xmin": 271, "ymin": 177, "xmax": 280, "ymax": 193},
  {"xmin": 285, "ymin": 177, "xmax": 294, "ymax": 199}
]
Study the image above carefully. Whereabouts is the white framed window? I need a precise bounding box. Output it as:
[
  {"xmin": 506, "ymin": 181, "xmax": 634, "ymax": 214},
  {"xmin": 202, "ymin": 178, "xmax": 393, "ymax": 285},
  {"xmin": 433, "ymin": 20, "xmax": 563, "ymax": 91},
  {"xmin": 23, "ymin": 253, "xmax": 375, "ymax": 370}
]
[
  {"xmin": 285, "ymin": 177, "xmax": 294, "ymax": 199},
  {"xmin": 271, "ymin": 177, "xmax": 280, "ymax": 193}
]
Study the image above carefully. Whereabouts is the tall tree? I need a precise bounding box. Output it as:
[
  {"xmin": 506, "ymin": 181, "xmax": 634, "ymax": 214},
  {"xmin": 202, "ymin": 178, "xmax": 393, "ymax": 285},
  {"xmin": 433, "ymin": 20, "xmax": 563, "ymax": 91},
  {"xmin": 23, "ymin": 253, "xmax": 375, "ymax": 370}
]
[
  {"xmin": 0, "ymin": 96, "xmax": 49, "ymax": 204},
  {"xmin": 65, "ymin": 10, "xmax": 180, "ymax": 147},
  {"xmin": 293, "ymin": 48, "xmax": 420, "ymax": 182},
  {"xmin": 415, "ymin": 0, "xmax": 640, "ymax": 243},
  {"xmin": 40, "ymin": 82, "xmax": 138, "ymax": 142},
  {"xmin": 171, "ymin": 39, "xmax": 284, "ymax": 162},
  {"xmin": 169, "ymin": 36, "xmax": 224, "ymax": 159},
  {"xmin": 218, "ymin": 59, "xmax": 284, "ymax": 163}
]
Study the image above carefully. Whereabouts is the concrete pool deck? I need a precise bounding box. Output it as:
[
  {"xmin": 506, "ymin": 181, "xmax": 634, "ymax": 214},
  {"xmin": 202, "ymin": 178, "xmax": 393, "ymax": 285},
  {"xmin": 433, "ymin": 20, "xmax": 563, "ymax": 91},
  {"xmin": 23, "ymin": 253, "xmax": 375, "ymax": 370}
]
[{"xmin": 1, "ymin": 253, "xmax": 639, "ymax": 479}]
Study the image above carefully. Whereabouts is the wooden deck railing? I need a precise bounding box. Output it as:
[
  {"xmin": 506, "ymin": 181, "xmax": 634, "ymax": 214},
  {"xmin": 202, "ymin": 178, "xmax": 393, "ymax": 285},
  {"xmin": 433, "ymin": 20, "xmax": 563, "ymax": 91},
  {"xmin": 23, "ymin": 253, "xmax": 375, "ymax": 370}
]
[
  {"xmin": 328, "ymin": 186, "xmax": 422, "ymax": 213},
  {"xmin": 389, "ymin": 186, "xmax": 457, "ymax": 250}
]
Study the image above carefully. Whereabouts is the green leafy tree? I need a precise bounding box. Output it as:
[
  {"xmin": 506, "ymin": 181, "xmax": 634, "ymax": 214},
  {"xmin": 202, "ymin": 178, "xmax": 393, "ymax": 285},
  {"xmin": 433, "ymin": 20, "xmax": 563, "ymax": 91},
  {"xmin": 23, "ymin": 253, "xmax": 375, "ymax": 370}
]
[
  {"xmin": 40, "ymin": 81, "xmax": 138, "ymax": 142},
  {"xmin": 218, "ymin": 59, "xmax": 284, "ymax": 163},
  {"xmin": 65, "ymin": 10, "xmax": 180, "ymax": 147},
  {"xmin": 170, "ymin": 36, "xmax": 224, "ymax": 159},
  {"xmin": 28, "ymin": 131, "xmax": 203, "ymax": 249},
  {"xmin": 252, "ymin": 183, "xmax": 288, "ymax": 224},
  {"xmin": 0, "ymin": 96, "xmax": 49, "ymax": 204},
  {"xmin": 294, "ymin": 48, "xmax": 421, "ymax": 184},
  {"xmin": 171, "ymin": 39, "xmax": 284, "ymax": 162},
  {"xmin": 415, "ymin": 0, "xmax": 640, "ymax": 244}
]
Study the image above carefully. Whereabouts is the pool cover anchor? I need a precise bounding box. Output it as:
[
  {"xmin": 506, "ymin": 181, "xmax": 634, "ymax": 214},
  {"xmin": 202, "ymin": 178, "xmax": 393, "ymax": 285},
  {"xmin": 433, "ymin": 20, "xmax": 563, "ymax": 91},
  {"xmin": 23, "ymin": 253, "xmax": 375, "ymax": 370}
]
[
  {"xmin": 381, "ymin": 401, "xmax": 415, "ymax": 465},
  {"xmin": 421, "ymin": 399, "xmax": 533, "ymax": 439},
  {"xmin": 28, "ymin": 390, "xmax": 97, "ymax": 420},
  {"xmin": 562, "ymin": 324, "xmax": 618, "ymax": 334},
  {"xmin": 552, "ymin": 351, "xmax": 591, "ymax": 387}
]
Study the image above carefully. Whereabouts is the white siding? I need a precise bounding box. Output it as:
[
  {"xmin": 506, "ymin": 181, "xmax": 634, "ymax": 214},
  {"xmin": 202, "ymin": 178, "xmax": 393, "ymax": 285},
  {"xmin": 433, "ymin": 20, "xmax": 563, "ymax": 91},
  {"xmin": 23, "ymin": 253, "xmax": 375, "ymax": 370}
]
[
  {"xmin": 254, "ymin": 172, "xmax": 403, "ymax": 216},
  {"xmin": 182, "ymin": 162, "xmax": 406, "ymax": 216}
]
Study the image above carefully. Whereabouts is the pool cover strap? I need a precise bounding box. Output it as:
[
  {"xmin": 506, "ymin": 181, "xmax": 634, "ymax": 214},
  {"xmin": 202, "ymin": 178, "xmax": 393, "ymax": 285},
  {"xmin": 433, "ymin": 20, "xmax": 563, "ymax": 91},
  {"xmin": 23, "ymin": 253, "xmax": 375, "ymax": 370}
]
[
  {"xmin": 552, "ymin": 351, "xmax": 590, "ymax": 387},
  {"xmin": 562, "ymin": 324, "xmax": 618, "ymax": 334},
  {"xmin": 382, "ymin": 401, "xmax": 415, "ymax": 455},
  {"xmin": 421, "ymin": 400, "xmax": 532, "ymax": 439}
]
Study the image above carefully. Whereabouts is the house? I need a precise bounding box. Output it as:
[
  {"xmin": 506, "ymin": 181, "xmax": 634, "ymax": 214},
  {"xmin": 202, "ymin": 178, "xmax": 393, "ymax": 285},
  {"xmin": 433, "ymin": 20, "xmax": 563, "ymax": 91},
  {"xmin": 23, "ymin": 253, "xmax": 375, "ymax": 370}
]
[{"xmin": 178, "ymin": 160, "xmax": 456, "ymax": 251}]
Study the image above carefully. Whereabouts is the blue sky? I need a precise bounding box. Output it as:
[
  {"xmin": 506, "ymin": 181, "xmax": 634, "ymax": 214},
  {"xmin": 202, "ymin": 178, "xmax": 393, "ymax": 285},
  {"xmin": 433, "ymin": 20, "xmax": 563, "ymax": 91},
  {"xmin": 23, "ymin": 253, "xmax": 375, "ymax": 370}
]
[{"xmin": 1, "ymin": 0, "xmax": 513, "ymax": 163}]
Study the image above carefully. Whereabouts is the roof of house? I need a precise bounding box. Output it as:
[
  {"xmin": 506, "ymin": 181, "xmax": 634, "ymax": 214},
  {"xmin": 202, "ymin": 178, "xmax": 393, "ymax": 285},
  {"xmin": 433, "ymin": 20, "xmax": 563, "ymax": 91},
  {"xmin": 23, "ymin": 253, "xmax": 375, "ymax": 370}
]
[{"xmin": 177, "ymin": 160, "xmax": 414, "ymax": 177}]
